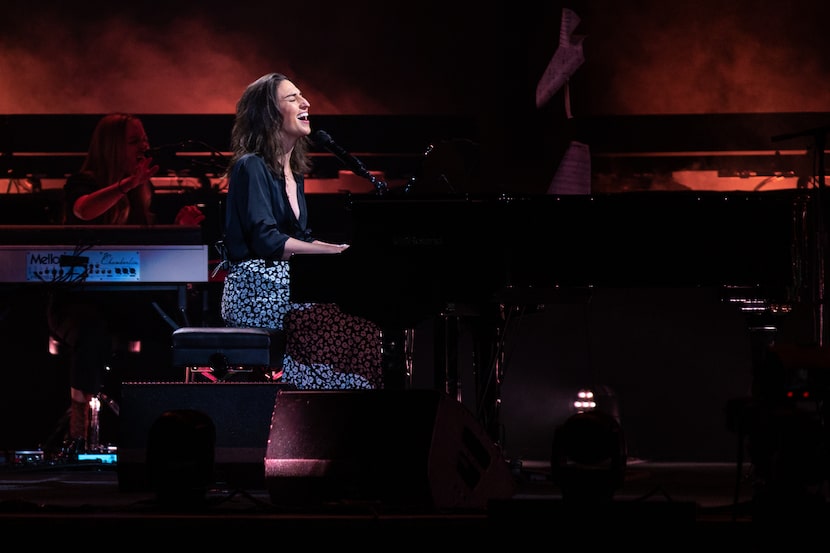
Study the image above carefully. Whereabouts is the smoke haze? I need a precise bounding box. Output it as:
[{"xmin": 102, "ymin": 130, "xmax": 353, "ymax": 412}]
[{"xmin": 1, "ymin": 1, "xmax": 830, "ymax": 115}]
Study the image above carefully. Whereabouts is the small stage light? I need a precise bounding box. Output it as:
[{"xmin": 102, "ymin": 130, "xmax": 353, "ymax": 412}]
[{"xmin": 573, "ymin": 388, "xmax": 596, "ymax": 411}]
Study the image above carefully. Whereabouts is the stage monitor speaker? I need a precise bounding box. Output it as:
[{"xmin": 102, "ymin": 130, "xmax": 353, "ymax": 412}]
[
  {"xmin": 264, "ymin": 389, "xmax": 515, "ymax": 511},
  {"xmin": 118, "ymin": 382, "xmax": 294, "ymax": 492}
]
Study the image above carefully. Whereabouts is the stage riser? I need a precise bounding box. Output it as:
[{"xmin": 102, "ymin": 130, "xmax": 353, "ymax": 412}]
[
  {"xmin": 117, "ymin": 382, "xmax": 289, "ymax": 492},
  {"xmin": 263, "ymin": 389, "xmax": 515, "ymax": 511}
]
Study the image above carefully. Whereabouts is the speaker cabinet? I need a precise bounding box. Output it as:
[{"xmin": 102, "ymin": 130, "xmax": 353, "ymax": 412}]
[
  {"xmin": 264, "ymin": 389, "xmax": 515, "ymax": 511},
  {"xmin": 118, "ymin": 382, "xmax": 293, "ymax": 492}
]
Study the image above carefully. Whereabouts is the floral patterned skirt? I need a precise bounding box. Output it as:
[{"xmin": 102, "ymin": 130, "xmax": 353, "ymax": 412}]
[{"xmin": 220, "ymin": 259, "xmax": 383, "ymax": 389}]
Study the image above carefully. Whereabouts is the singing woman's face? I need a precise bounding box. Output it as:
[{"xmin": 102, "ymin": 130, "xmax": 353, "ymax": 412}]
[{"xmin": 276, "ymin": 78, "xmax": 311, "ymax": 141}]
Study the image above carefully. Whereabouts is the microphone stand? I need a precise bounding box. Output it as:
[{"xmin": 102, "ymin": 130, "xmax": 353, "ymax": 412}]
[{"xmin": 772, "ymin": 124, "xmax": 829, "ymax": 346}]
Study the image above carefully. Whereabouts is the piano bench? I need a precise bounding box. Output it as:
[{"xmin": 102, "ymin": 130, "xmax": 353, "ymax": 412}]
[{"xmin": 171, "ymin": 326, "xmax": 286, "ymax": 383}]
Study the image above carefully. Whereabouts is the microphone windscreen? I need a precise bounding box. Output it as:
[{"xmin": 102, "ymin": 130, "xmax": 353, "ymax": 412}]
[{"xmin": 312, "ymin": 129, "xmax": 333, "ymax": 147}]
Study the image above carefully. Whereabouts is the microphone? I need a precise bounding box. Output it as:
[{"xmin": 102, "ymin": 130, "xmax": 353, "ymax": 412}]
[
  {"xmin": 143, "ymin": 140, "xmax": 189, "ymax": 159},
  {"xmin": 312, "ymin": 130, "xmax": 371, "ymax": 180}
]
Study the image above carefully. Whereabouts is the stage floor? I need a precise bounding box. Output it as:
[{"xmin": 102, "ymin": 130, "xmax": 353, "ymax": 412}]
[{"xmin": 1, "ymin": 455, "xmax": 826, "ymax": 550}]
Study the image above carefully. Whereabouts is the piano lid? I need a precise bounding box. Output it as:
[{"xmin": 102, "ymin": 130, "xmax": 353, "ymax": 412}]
[{"xmin": 290, "ymin": 191, "xmax": 802, "ymax": 330}]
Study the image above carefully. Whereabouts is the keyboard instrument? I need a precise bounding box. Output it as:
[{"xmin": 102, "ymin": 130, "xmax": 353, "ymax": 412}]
[{"xmin": 0, "ymin": 225, "xmax": 208, "ymax": 284}]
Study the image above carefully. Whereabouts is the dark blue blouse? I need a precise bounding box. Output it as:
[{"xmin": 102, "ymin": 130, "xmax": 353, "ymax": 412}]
[{"xmin": 223, "ymin": 153, "xmax": 313, "ymax": 263}]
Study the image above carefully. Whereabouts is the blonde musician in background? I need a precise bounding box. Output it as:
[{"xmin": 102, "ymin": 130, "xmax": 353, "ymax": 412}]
[{"xmin": 45, "ymin": 113, "xmax": 204, "ymax": 457}]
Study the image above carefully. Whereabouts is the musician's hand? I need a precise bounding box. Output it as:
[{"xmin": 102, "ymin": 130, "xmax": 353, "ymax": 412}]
[
  {"xmin": 136, "ymin": 156, "xmax": 160, "ymax": 183},
  {"xmin": 175, "ymin": 204, "xmax": 206, "ymax": 226},
  {"xmin": 119, "ymin": 156, "xmax": 159, "ymax": 193},
  {"xmin": 116, "ymin": 158, "xmax": 158, "ymax": 196}
]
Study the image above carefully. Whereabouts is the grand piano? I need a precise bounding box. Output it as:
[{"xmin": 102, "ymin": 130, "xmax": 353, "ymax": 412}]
[
  {"xmin": 291, "ymin": 189, "xmax": 807, "ymax": 327},
  {"xmin": 288, "ymin": 188, "xmax": 821, "ymax": 439}
]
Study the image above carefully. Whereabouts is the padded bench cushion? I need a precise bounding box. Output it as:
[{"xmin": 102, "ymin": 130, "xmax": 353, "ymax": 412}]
[{"xmin": 171, "ymin": 327, "xmax": 286, "ymax": 367}]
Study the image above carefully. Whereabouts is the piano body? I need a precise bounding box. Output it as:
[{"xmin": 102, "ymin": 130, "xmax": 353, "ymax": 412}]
[
  {"xmin": 289, "ymin": 189, "xmax": 818, "ymax": 442},
  {"xmin": 291, "ymin": 189, "xmax": 806, "ymax": 330}
]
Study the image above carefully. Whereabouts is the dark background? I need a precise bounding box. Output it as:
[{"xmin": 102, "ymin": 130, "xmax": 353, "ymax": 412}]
[
  {"xmin": 4, "ymin": 0, "xmax": 830, "ymax": 191},
  {"xmin": 5, "ymin": 1, "xmax": 830, "ymax": 116}
]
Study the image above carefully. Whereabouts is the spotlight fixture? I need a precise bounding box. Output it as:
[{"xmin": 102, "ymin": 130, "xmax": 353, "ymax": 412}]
[{"xmin": 573, "ymin": 388, "xmax": 596, "ymax": 412}]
